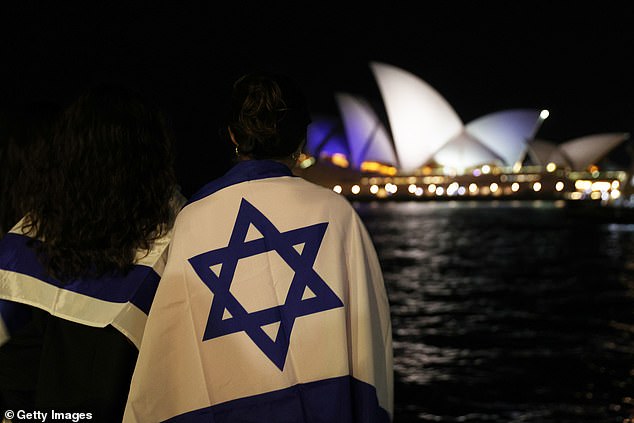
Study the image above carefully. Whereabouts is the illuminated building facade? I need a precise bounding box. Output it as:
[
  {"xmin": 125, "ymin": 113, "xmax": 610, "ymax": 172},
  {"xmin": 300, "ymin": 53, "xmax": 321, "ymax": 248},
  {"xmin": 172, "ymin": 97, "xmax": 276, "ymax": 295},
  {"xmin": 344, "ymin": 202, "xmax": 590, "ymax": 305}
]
[{"xmin": 298, "ymin": 62, "xmax": 631, "ymax": 205}]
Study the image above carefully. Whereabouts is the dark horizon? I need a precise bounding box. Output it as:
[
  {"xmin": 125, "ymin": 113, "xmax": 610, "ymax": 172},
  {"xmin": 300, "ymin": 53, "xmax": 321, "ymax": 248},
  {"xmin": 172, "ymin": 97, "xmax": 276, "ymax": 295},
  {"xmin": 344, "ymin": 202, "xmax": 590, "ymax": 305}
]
[{"xmin": 1, "ymin": 2, "xmax": 632, "ymax": 196}]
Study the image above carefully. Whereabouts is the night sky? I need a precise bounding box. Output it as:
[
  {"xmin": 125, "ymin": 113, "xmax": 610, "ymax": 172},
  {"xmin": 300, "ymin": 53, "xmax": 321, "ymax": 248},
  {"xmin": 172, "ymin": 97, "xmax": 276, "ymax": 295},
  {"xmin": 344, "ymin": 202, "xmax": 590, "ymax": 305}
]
[{"xmin": 1, "ymin": 2, "xmax": 632, "ymax": 197}]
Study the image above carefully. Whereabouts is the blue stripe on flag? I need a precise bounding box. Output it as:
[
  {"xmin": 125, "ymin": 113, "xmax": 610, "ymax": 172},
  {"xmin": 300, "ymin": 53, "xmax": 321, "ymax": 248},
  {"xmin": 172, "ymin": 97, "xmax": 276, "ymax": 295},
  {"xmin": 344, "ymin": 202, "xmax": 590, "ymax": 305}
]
[
  {"xmin": 163, "ymin": 375, "xmax": 390, "ymax": 423},
  {"xmin": 0, "ymin": 233, "xmax": 159, "ymax": 314},
  {"xmin": 186, "ymin": 160, "xmax": 295, "ymax": 205}
]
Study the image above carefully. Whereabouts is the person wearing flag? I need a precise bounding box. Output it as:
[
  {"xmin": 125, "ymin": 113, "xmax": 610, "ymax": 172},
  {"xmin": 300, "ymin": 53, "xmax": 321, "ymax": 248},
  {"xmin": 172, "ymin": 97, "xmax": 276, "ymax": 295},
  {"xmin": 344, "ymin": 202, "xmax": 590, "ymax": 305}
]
[
  {"xmin": 124, "ymin": 71, "xmax": 394, "ymax": 422},
  {"xmin": 0, "ymin": 84, "xmax": 182, "ymax": 421}
]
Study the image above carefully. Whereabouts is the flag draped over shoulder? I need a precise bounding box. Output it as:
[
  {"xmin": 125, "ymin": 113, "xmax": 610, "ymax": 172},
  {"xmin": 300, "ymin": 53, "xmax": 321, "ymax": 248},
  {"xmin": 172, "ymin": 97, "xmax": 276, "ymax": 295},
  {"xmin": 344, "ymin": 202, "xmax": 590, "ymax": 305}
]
[
  {"xmin": 0, "ymin": 218, "xmax": 172, "ymax": 349},
  {"xmin": 124, "ymin": 160, "xmax": 394, "ymax": 423}
]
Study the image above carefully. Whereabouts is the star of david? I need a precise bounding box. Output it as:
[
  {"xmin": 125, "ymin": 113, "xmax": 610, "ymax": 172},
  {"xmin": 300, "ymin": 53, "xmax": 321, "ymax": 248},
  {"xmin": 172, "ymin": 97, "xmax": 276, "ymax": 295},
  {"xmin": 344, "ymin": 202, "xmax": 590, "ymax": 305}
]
[{"xmin": 188, "ymin": 198, "xmax": 343, "ymax": 370}]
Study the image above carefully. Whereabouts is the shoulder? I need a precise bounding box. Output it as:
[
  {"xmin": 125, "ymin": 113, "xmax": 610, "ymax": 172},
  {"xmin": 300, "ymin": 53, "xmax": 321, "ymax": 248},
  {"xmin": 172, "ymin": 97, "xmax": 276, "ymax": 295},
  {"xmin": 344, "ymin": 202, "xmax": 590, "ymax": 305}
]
[{"xmin": 305, "ymin": 179, "xmax": 360, "ymax": 213}]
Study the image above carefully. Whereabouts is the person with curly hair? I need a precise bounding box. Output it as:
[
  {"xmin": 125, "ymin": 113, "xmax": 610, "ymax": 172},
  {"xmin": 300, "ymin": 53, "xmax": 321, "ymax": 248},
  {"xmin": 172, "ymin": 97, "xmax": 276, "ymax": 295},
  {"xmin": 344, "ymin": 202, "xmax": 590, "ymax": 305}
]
[
  {"xmin": 0, "ymin": 84, "xmax": 183, "ymax": 421},
  {"xmin": 124, "ymin": 71, "xmax": 394, "ymax": 422}
]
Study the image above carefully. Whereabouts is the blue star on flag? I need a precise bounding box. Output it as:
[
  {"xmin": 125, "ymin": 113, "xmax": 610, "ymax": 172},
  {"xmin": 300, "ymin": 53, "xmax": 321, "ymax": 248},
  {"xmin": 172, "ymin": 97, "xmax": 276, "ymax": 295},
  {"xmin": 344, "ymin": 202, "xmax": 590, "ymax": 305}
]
[{"xmin": 188, "ymin": 198, "xmax": 343, "ymax": 370}]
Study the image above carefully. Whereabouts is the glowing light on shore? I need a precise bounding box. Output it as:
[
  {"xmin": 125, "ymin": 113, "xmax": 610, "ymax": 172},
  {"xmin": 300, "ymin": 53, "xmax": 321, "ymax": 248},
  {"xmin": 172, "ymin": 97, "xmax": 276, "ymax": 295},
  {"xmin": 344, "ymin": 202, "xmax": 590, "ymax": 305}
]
[
  {"xmin": 575, "ymin": 180, "xmax": 592, "ymax": 191},
  {"xmin": 533, "ymin": 182, "xmax": 542, "ymax": 192},
  {"xmin": 447, "ymin": 182, "xmax": 459, "ymax": 195},
  {"xmin": 351, "ymin": 185, "xmax": 361, "ymax": 194},
  {"xmin": 546, "ymin": 162, "xmax": 557, "ymax": 172},
  {"xmin": 489, "ymin": 182, "xmax": 499, "ymax": 193},
  {"xmin": 511, "ymin": 182, "xmax": 519, "ymax": 192},
  {"xmin": 333, "ymin": 185, "xmax": 342, "ymax": 194},
  {"xmin": 591, "ymin": 181, "xmax": 611, "ymax": 192},
  {"xmin": 385, "ymin": 183, "xmax": 397, "ymax": 194},
  {"xmin": 331, "ymin": 153, "xmax": 349, "ymax": 168},
  {"xmin": 360, "ymin": 161, "xmax": 397, "ymax": 175},
  {"xmin": 555, "ymin": 181, "xmax": 564, "ymax": 191},
  {"xmin": 299, "ymin": 156, "xmax": 316, "ymax": 169}
]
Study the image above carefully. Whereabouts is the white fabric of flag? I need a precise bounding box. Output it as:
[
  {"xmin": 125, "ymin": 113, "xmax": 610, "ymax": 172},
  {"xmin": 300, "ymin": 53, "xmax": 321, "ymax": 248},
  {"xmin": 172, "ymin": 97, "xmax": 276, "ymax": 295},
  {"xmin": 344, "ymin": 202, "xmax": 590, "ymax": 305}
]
[
  {"xmin": 0, "ymin": 218, "xmax": 171, "ymax": 349},
  {"xmin": 124, "ymin": 160, "xmax": 393, "ymax": 423}
]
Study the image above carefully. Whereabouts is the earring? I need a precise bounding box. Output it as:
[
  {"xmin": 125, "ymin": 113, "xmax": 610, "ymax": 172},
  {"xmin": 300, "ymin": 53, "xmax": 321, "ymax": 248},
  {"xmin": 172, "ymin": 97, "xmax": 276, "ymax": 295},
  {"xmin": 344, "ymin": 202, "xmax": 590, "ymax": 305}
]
[{"xmin": 235, "ymin": 146, "xmax": 239, "ymax": 157}]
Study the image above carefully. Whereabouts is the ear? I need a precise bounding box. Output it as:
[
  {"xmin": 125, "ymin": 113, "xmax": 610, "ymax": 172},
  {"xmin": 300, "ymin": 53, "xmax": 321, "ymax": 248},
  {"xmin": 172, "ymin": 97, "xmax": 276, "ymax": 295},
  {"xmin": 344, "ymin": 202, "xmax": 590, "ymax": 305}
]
[{"xmin": 228, "ymin": 126, "xmax": 238, "ymax": 146}]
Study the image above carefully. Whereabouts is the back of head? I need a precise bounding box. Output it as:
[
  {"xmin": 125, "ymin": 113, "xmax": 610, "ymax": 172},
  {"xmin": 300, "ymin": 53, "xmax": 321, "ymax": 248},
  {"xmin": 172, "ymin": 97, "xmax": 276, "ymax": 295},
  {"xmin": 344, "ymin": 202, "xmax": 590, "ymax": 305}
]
[
  {"xmin": 27, "ymin": 83, "xmax": 177, "ymax": 281},
  {"xmin": 228, "ymin": 71, "xmax": 311, "ymax": 160}
]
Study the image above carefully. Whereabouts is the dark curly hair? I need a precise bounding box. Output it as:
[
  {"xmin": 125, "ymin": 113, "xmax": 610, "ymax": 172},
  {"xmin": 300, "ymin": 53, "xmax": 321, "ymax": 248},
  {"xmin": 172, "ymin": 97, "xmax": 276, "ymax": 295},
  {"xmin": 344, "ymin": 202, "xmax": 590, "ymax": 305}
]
[
  {"xmin": 23, "ymin": 84, "xmax": 178, "ymax": 282},
  {"xmin": 227, "ymin": 71, "xmax": 312, "ymax": 160},
  {"xmin": 0, "ymin": 101, "xmax": 61, "ymax": 236}
]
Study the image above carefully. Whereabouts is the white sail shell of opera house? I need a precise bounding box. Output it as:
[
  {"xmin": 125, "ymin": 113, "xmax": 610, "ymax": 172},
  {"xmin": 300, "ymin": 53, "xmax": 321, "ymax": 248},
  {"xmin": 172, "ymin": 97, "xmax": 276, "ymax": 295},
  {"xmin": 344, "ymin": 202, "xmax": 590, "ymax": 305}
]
[
  {"xmin": 306, "ymin": 114, "xmax": 350, "ymax": 159},
  {"xmin": 464, "ymin": 108, "xmax": 546, "ymax": 166},
  {"xmin": 526, "ymin": 140, "xmax": 570, "ymax": 167},
  {"xmin": 432, "ymin": 109, "xmax": 546, "ymax": 171},
  {"xmin": 432, "ymin": 130, "xmax": 504, "ymax": 171},
  {"xmin": 558, "ymin": 133, "xmax": 630, "ymax": 170},
  {"xmin": 369, "ymin": 61, "xmax": 546, "ymax": 174},
  {"xmin": 528, "ymin": 132, "xmax": 630, "ymax": 170},
  {"xmin": 335, "ymin": 92, "xmax": 398, "ymax": 169},
  {"xmin": 370, "ymin": 61, "xmax": 463, "ymax": 172}
]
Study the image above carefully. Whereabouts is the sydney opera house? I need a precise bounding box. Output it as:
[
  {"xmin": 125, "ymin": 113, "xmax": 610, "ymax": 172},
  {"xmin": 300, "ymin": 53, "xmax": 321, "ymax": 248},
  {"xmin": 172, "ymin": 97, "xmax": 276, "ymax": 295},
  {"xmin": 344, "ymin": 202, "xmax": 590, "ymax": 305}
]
[{"xmin": 294, "ymin": 61, "xmax": 632, "ymax": 205}]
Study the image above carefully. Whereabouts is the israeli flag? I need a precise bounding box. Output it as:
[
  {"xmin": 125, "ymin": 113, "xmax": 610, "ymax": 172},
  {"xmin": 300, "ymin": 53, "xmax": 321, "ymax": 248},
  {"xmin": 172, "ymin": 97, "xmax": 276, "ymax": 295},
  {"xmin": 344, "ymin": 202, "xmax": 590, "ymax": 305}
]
[
  {"xmin": 124, "ymin": 160, "xmax": 393, "ymax": 422},
  {"xmin": 0, "ymin": 218, "xmax": 172, "ymax": 349}
]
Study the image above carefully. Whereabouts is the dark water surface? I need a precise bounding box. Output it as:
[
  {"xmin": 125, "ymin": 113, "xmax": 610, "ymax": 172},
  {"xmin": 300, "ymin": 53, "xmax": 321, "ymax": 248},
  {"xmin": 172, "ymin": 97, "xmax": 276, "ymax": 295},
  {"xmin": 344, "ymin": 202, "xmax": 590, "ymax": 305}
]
[{"xmin": 354, "ymin": 200, "xmax": 634, "ymax": 423}]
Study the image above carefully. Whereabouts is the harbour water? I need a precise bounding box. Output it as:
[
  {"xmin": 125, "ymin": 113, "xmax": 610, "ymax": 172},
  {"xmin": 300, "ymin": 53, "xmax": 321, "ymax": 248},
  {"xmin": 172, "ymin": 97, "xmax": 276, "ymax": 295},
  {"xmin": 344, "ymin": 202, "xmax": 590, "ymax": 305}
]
[{"xmin": 353, "ymin": 200, "xmax": 634, "ymax": 423}]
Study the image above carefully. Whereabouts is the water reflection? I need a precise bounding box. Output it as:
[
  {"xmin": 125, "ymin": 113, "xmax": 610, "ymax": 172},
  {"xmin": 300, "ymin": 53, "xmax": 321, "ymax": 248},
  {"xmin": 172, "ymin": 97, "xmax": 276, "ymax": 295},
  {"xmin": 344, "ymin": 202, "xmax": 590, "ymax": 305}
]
[{"xmin": 354, "ymin": 201, "xmax": 634, "ymax": 422}]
